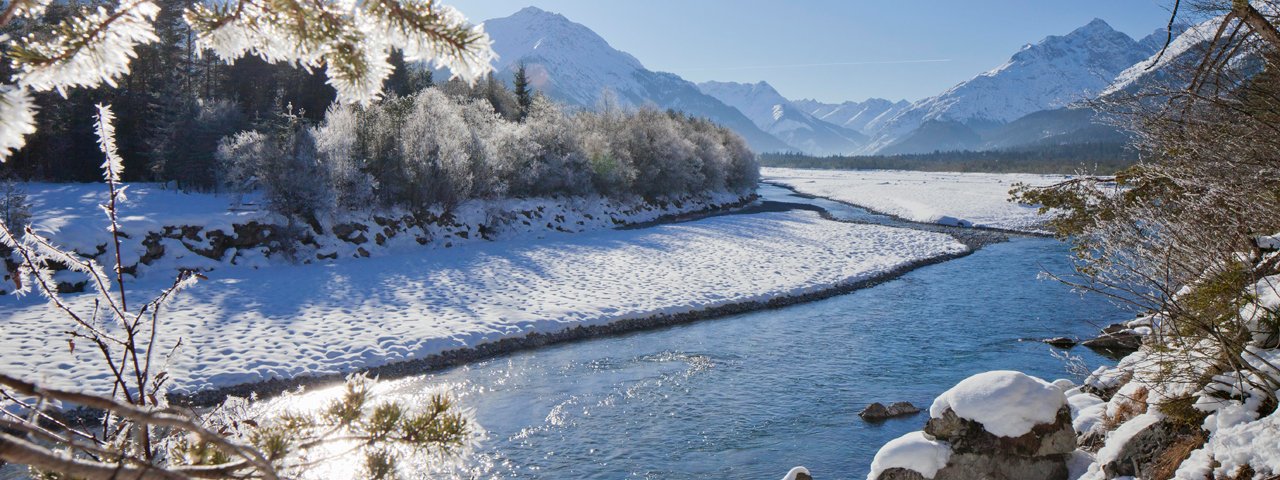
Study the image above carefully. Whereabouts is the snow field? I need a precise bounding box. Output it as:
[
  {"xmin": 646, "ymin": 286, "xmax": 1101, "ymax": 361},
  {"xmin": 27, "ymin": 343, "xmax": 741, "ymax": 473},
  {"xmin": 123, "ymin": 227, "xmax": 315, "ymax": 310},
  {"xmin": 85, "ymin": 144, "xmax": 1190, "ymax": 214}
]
[
  {"xmin": 762, "ymin": 168, "xmax": 1066, "ymax": 233},
  {"xmin": 0, "ymin": 210, "xmax": 966, "ymax": 394}
]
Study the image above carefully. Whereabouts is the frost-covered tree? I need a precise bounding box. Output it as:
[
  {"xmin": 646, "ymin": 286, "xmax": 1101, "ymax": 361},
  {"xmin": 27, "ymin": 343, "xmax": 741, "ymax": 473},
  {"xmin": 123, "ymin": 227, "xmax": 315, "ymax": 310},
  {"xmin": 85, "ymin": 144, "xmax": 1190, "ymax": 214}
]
[
  {"xmin": 0, "ymin": 0, "xmax": 496, "ymax": 162},
  {"xmin": 0, "ymin": 0, "xmax": 494, "ymax": 477}
]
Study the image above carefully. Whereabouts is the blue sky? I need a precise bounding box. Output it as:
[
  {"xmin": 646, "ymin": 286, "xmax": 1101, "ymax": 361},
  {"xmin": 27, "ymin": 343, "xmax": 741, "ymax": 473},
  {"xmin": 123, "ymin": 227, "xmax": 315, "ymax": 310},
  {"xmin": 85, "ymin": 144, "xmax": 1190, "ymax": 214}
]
[{"xmin": 448, "ymin": 0, "xmax": 1177, "ymax": 103}]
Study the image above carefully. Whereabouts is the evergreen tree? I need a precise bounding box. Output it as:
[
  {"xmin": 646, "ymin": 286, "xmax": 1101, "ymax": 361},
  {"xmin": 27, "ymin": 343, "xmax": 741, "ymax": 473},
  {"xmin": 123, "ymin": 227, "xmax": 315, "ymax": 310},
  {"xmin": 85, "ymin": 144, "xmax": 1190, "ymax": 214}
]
[{"xmin": 513, "ymin": 62, "xmax": 533, "ymax": 121}]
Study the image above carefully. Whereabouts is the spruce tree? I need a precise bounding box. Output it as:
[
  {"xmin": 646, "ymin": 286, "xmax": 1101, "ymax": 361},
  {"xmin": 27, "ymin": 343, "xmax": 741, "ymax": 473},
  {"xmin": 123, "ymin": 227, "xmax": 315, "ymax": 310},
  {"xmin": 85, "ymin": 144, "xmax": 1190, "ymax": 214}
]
[{"xmin": 513, "ymin": 62, "xmax": 533, "ymax": 121}]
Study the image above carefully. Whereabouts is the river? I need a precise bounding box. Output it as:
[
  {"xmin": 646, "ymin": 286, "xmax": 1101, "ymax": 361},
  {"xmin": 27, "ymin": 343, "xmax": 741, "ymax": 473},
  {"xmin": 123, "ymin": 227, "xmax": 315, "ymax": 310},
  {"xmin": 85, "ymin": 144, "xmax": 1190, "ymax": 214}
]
[{"xmin": 265, "ymin": 186, "xmax": 1124, "ymax": 479}]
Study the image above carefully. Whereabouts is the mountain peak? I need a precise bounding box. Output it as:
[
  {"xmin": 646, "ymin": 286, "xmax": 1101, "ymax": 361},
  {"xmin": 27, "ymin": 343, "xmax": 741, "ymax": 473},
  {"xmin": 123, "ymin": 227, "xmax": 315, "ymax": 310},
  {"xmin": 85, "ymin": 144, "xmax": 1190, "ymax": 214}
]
[
  {"xmin": 1078, "ymin": 17, "xmax": 1113, "ymax": 32},
  {"xmin": 511, "ymin": 6, "xmax": 559, "ymax": 19}
]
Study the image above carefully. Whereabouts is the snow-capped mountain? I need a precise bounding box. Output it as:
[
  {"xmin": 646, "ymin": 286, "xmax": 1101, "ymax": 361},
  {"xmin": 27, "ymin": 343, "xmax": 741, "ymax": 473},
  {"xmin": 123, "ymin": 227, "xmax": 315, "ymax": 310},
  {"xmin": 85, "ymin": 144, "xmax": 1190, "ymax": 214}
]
[
  {"xmin": 870, "ymin": 18, "xmax": 1160, "ymax": 154},
  {"xmin": 791, "ymin": 98, "xmax": 911, "ymax": 136},
  {"xmin": 482, "ymin": 7, "xmax": 790, "ymax": 152},
  {"xmin": 697, "ymin": 81, "xmax": 866, "ymax": 155},
  {"xmin": 1104, "ymin": 19, "xmax": 1244, "ymax": 96}
]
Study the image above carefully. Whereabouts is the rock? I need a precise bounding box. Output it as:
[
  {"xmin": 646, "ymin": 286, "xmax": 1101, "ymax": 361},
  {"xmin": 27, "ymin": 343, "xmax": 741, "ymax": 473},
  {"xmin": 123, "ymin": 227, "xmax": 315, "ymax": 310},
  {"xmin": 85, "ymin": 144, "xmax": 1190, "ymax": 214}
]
[
  {"xmin": 925, "ymin": 406, "xmax": 1076, "ymax": 458},
  {"xmin": 1082, "ymin": 331, "xmax": 1142, "ymax": 353},
  {"xmin": 860, "ymin": 402, "xmax": 922, "ymax": 421},
  {"xmin": 873, "ymin": 372, "xmax": 1078, "ymax": 480},
  {"xmin": 879, "ymin": 453, "xmax": 1069, "ymax": 480},
  {"xmin": 1100, "ymin": 417, "xmax": 1202, "ymax": 479},
  {"xmin": 1101, "ymin": 322, "xmax": 1129, "ymax": 335},
  {"xmin": 1043, "ymin": 337, "xmax": 1077, "ymax": 348}
]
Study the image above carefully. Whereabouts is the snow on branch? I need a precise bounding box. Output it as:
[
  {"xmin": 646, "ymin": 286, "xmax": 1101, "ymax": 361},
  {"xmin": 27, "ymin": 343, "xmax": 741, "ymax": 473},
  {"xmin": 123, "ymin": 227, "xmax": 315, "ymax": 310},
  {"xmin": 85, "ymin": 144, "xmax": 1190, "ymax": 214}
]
[{"xmin": 8, "ymin": 0, "xmax": 160, "ymax": 95}]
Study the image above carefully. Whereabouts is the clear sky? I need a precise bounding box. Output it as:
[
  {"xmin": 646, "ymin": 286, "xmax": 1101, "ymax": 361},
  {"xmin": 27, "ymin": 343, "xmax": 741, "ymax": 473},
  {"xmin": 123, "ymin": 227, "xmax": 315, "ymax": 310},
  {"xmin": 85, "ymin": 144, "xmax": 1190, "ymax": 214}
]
[{"xmin": 447, "ymin": 0, "xmax": 1177, "ymax": 103}]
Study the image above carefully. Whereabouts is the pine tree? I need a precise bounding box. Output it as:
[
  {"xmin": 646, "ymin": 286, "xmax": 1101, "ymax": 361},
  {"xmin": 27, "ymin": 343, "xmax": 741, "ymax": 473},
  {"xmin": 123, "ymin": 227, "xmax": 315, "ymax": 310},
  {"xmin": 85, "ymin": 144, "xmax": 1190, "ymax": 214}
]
[{"xmin": 513, "ymin": 62, "xmax": 533, "ymax": 121}]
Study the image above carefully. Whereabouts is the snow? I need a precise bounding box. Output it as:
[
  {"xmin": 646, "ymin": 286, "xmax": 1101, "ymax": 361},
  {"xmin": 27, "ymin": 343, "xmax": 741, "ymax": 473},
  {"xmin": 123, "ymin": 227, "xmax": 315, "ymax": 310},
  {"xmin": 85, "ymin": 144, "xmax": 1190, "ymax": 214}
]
[
  {"xmin": 792, "ymin": 98, "xmax": 911, "ymax": 136},
  {"xmin": 929, "ymin": 370, "xmax": 1066, "ymax": 438},
  {"xmin": 697, "ymin": 81, "xmax": 866, "ymax": 155},
  {"xmin": 0, "ymin": 208, "xmax": 966, "ymax": 394},
  {"xmin": 1068, "ymin": 450, "xmax": 1096, "ymax": 480},
  {"xmin": 763, "ymin": 168, "xmax": 1064, "ymax": 233},
  {"xmin": 1104, "ymin": 16, "xmax": 1231, "ymax": 96},
  {"xmin": 782, "ymin": 466, "xmax": 811, "ymax": 480},
  {"xmin": 867, "ymin": 431, "xmax": 952, "ymax": 480},
  {"xmin": 865, "ymin": 18, "xmax": 1157, "ymax": 151},
  {"xmin": 1190, "ymin": 408, "xmax": 1280, "ymax": 479},
  {"xmin": 20, "ymin": 182, "xmax": 265, "ymax": 255},
  {"xmin": 1065, "ymin": 387, "xmax": 1107, "ymax": 434},
  {"xmin": 1087, "ymin": 412, "xmax": 1164, "ymax": 477}
]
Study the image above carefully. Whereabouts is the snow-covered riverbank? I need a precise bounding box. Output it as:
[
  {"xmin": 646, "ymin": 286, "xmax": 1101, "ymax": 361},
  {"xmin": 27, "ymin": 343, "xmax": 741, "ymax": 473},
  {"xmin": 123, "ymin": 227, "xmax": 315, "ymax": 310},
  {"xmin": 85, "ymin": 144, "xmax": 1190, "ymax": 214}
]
[
  {"xmin": 763, "ymin": 168, "xmax": 1067, "ymax": 233},
  {"xmin": 1, "ymin": 204, "xmax": 965, "ymax": 395}
]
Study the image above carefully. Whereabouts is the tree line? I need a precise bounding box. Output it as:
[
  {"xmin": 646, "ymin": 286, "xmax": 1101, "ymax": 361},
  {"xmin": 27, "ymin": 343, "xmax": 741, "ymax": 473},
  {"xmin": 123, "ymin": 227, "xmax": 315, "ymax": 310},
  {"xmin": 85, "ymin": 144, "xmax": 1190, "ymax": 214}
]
[
  {"xmin": 220, "ymin": 87, "xmax": 759, "ymax": 220},
  {"xmin": 761, "ymin": 142, "xmax": 1138, "ymax": 175}
]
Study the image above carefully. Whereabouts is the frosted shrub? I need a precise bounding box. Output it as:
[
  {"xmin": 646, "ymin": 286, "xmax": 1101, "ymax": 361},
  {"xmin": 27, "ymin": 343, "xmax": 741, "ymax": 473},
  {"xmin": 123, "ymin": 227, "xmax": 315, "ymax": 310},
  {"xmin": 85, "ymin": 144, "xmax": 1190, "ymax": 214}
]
[
  {"xmin": 217, "ymin": 112, "xmax": 329, "ymax": 219},
  {"xmin": 314, "ymin": 105, "xmax": 376, "ymax": 211},
  {"xmin": 627, "ymin": 108, "xmax": 702, "ymax": 198},
  {"xmin": 520, "ymin": 96, "xmax": 591, "ymax": 196},
  {"xmin": 400, "ymin": 88, "xmax": 474, "ymax": 210},
  {"xmin": 226, "ymin": 85, "xmax": 760, "ymax": 218}
]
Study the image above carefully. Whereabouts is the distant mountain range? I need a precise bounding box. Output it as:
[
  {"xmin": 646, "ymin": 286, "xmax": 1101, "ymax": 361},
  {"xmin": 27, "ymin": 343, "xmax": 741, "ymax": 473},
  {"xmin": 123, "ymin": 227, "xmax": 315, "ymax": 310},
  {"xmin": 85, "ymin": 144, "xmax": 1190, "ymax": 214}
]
[
  {"xmin": 481, "ymin": 7, "xmax": 1210, "ymax": 156},
  {"xmin": 696, "ymin": 81, "xmax": 866, "ymax": 156},
  {"xmin": 482, "ymin": 7, "xmax": 789, "ymax": 152}
]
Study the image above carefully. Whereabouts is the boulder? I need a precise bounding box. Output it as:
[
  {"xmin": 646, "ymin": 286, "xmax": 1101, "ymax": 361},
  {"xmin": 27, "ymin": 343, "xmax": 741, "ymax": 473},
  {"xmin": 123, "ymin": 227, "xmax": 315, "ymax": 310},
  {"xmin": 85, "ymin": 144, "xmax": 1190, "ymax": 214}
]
[
  {"xmin": 878, "ymin": 453, "xmax": 1068, "ymax": 480},
  {"xmin": 871, "ymin": 371, "xmax": 1077, "ymax": 480},
  {"xmin": 860, "ymin": 402, "xmax": 922, "ymax": 421},
  {"xmin": 1082, "ymin": 331, "xmax": 1142, "ymax": 353},
  {"xmin": 1043, "ymin": 337, "xmax": 1077, "ymax": 348},
  {"xmin": 925, "ymin": 406, "xmax": 1076, "ymax": 458},
  {"xmin": 1100, "ymin": 417, "xmax": 1202, "ymax": 479}
]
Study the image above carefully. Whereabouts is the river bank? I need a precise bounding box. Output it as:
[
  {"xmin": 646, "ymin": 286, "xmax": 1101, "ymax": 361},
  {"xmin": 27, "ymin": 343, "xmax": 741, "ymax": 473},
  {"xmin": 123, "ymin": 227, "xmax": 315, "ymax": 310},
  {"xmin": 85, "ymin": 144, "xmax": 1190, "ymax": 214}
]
[
  {"xmin": 252, "ymin": 236, "xmax": 1123, "ymax": 479},
  {"xmin": 2, "ymin": 184, "xmax": 971, "ymax": 399},
  {"xmin": 177, "ymin": 182, "xmax": 1046, "ymax": 406}
]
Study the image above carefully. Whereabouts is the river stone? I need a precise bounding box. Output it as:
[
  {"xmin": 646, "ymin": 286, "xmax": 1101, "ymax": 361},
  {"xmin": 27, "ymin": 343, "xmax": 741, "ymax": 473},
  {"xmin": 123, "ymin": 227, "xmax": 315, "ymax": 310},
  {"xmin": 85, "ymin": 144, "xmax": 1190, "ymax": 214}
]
[
  {"xmin": 1082, "ymin": 332, "xmax": 1142, "ymax": 353},
  {"xmin": 860, "ymin": 402, "xmax": 922, "ymax": 421},
  {"xmin": 1043, "ymin": 337, "xmax": 1078, "ymax": 348},
  {"xmin": 924, "ymin": 405, "xmax": 1076, "ymax": 457}
]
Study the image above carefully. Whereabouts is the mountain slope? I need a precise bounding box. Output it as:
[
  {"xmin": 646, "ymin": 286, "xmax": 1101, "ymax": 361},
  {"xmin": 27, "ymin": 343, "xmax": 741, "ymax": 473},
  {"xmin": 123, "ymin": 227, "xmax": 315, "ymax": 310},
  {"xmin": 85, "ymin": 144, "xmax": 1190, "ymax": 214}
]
[
  {"xmin": 482, "ymin": 7, "xmax": 790, "ymax": 152},
  {"xmin": 697, "ymin": 81, "xmax": 866, "ymax": 155},
  {"xmin": 868, "ymin": 18, "xmax": 1159, "ymax": 154},
  {"xmin": 791, "ymin": 98, "xmax": 911, "ymax": 136},
  {"xmin": 1104, "ymin": 18, "xmax": 1250, "ymax": 96}
]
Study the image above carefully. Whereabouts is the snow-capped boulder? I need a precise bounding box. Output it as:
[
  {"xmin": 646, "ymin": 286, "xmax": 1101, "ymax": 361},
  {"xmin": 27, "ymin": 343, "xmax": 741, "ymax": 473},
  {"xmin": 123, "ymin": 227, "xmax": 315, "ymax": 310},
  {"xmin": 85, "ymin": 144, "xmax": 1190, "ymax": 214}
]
[
  {"xmin": 781, "ymin": 466, "xmax": 812, "ymax": 480},
  {"xmin": 929, "ymin": 371, "xmax": 1068, "ymax": 438},
  {"xmin": 868, "ymin": 431, "xmax": 952, "ymax": 480},
  {"xmin": 870, "ymin": 371, "xmax": 1077, "ymax": 480}
]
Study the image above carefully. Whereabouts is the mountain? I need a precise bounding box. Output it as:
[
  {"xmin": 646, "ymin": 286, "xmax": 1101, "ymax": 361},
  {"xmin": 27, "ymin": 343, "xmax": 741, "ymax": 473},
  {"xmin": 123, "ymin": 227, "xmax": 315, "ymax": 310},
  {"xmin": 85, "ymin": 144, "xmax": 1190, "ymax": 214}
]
[
  {"xmin": 696, "ymin": 81, "xmax": 867, "ymax": 155},
  {"xmin": 1104, "ymin": 18, "xmax": 1248, "ymax": 96},
  {"xmin": 869, "ymin": 18, "xmax": 1160, "ymax": 154},
  {"xmin": 791, "ymin": 98, "xmax": 911, "ymax": 136},
  {"xmin": 481, "ymin": 7, "xmax": 790, "ymax": 152}
]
